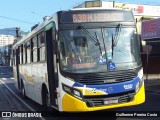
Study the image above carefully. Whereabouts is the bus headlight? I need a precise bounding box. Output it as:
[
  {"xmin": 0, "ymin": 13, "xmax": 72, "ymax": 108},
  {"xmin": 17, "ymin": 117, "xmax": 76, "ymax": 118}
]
[
  {"xmin": 136, "ymin": 68, "xmax": 144, "ymax": 93},
  {"xmin": 136, "ymin": 78, "xmax": 144, "ymax": 93},
  {"xmin": 63, "ymin": 85, "xmax": 72, "ymax": 93},
  {"xmin": 62, "ymin": 84, "xmax": 82, "ymax": 99},
  {"xmin": 138, "ymin": 68, "xmax": 143, "ymax": 79},
  {"xmin": 136, "ymin": 81, "xmax": 140, "ymax": 93},
  {"xmin": 73, "ymin": 89, "xmax": 81, "ymax": 97}
]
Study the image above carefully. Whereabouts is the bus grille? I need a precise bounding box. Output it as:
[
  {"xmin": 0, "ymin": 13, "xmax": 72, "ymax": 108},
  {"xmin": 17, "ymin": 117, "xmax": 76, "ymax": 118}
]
[
  {"xmin": 78, "ymin": 71, "xmax": 137, "ymax": 85},
  {"xmin": 84, "ymin": 91, "xmax": 135, "ymax": 107}
]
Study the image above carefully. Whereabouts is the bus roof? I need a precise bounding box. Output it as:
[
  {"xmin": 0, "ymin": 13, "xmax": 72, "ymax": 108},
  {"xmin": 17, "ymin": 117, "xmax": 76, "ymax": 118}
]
[{"xmin": 70, "ymin": 7, "xmax": 130, "ymax": 11}]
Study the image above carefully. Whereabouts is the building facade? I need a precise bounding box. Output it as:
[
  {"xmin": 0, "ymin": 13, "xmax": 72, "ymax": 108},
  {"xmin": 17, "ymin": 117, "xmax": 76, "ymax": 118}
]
[
  {"xmin": 0, "ymin": 34, "xmax": 15, "ymax": 47},
  {"xmin": 0, "ymin": 34, "xmax": 15, "ymax": 65}
]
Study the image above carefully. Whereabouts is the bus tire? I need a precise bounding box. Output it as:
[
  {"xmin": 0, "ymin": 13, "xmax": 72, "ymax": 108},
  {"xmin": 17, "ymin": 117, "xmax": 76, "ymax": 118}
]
[
  {"xmin": 21, "ymin": 81, "xmax": 26, "ymax": 98},
  {"xmin": 42, "ymin": 87, "xmax": 50, "ymax": 110}
]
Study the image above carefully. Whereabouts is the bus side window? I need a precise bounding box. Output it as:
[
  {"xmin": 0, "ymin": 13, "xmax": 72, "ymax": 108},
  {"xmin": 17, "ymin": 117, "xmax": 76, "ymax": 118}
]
[
  {"xmin": 38, "ymin": 31, "xmax": 45, "ymax": 62},
  {"xmin": 21, "ymin": 45, "xmax": 24, "ymax": 64},
  {"xmin": 19, "ymin": 45, "xmax": 23, "ymax": 64},
  {"xmin": 15, "ymin": 49, "xmax": 17, "ymax": 65},
  {"xmin": 31, "ymin": 36, "xmax": 38, "ymax": 62},
  {"xmin": 23, "ymin": 44, "xmax": 26, "ymax": 64},
  {"xmin": 26, "ymin": 41, "xmax": 31, "ymax": 63},
  {"xmin": 24, "ymin": 43, "xmax": 27, "ymax": 64},
  {"xmin": 12, "ymin": 50, "xmax": 15, "ymax": 66}
]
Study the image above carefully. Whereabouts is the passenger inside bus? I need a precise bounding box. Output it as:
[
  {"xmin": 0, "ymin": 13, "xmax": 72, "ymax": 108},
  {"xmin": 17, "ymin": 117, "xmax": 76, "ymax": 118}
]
[{"xmin": 70, "ymin": 36, "xmax": 93, "ymax": 63}]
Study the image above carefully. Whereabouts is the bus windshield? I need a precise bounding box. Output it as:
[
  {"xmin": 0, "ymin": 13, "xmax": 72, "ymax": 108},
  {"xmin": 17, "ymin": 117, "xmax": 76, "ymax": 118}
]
[{"xmin": 59, "ymin": 27, "xmax": 141, "ymax": 73}]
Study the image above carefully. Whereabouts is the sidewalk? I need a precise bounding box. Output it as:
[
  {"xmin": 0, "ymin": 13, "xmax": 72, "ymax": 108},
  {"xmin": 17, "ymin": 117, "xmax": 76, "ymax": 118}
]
[{"xmin": 144, "ymin": 74, "xmax": 160, "ymax": 93}]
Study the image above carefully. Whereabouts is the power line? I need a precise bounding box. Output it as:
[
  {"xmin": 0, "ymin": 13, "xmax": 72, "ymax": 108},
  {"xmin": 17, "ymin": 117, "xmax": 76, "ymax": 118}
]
[
  {"xmin": 31, "ymin": 11, "xmax": 44, "ymax": 17},
  {"xmin": 0, "ymin": 15, "xmax": 35, "ymax": 25}
]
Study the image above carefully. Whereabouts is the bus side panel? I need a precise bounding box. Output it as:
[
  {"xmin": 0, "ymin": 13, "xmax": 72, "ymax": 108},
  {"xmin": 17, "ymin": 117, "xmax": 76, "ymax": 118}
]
[
  {"xmin": 30, "ymin": 62, "xmax": 48, "ymax": 105},
  {"xmin": 19, "ymin": 65, "xmax": 28, "ymax": 87},
  {"xmin": 37, "ymin": 62, "xmax": 48, "ymax": 105},
  {"xmin": 19, "ymin": 64, "xmax": 32, "ymax": 98},
  {"xmin": 19, "ymin": 63, "xmax": 48, "ymax": 105}
]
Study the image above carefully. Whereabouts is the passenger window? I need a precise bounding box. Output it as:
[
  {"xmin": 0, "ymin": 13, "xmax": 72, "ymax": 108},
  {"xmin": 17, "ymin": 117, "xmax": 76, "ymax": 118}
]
[
  {"xmin": 23, "ymin": 44, "xmax": 26, "ymax": 64},
  {"xmin": 26, "ymin": 41, "xmax": 31, "ymax": 63},
  {"xmin": 38, "ymin": 32, "xmax": 45, "ymax": 61},
  {"xmin": 31, "ymin": 36, "xmax": 38, "ymax": 62}
]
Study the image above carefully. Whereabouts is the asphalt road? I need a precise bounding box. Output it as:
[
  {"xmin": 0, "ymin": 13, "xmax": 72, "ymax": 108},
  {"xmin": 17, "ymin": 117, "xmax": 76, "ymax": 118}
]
[{"xmin": 0, "ymin": 66, "xmax": 160, "ymax": 120}]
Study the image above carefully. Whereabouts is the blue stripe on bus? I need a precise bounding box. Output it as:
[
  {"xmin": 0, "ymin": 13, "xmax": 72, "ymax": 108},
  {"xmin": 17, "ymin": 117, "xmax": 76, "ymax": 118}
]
[
  {"xmin": 73, "ymin": 82, "xmax": 84, "ymax": 87},
  {"xmin": 73, "ymin": 77, "xmax": 140, "ymax": 94}
]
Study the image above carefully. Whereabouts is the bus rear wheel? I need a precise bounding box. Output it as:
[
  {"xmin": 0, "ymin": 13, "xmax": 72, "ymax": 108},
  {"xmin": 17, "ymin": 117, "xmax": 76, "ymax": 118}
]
[{"xmin": 21, "ymin": 82, "xmax": 26, "ymax": 98}]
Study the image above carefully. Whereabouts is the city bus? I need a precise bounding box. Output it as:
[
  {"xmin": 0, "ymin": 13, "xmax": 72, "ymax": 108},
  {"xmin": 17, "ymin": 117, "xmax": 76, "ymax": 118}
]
[{"xmin": 12, "ymin": 7, "xmax": 145, "ymax": 111}]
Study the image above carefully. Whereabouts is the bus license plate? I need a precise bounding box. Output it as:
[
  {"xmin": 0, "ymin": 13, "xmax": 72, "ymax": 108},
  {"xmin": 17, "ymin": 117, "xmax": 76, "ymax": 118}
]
[{"xmin": 104, "ymin": 99, "xmax": 118, "ymax": 105}]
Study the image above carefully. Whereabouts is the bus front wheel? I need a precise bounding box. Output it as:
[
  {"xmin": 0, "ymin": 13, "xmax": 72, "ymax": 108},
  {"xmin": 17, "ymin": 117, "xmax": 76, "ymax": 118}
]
[{"xmin": 42, "ymin": 87, "xmax": 50, "ymax": 110}]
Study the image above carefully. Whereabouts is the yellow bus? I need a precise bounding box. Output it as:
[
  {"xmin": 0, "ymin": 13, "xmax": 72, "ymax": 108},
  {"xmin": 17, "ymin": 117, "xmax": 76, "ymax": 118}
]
[{"xmin": 12, "ymin": 7, "xmax": 145, "ymax": 111}]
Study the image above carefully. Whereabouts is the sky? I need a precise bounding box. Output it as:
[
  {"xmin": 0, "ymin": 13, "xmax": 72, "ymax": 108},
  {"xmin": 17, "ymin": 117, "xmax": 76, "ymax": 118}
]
[{"xmin": 0, "ymin": 0, "xmax": 160, "ymax": 32}]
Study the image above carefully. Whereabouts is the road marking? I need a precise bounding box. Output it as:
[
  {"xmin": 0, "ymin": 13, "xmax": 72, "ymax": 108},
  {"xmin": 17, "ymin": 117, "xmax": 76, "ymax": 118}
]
[
  {"xmin": 148, "ymin": 92, "xmax": 160, "ymax": 95},
  {"xmin": 0, "ymin": 79, "xmax": 46, "ymax": 120}
]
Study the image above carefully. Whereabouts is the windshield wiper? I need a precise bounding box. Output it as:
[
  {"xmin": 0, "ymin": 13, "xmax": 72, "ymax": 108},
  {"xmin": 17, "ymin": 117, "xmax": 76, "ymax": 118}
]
[
  {"xmin": 111, "ymin": 24, "xmax": 122, "ymax": 57},
  {"xmin": 95, "ymin": 32, "xmax": 102, "ymax": 55},
  {"xmin": 78, "ymin": 25, "xmax": 102, "ymax": 55},
  {"xmin": 111, "ymin": 34, "xmax": 114, "ymax": 57},
  {"xmin": 113, "ymin": 23, "xmax": 122, "ymax": 46}
]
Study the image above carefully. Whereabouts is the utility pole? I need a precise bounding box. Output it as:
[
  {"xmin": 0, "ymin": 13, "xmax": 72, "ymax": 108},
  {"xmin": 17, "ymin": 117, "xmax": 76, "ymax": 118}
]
[{"xmin": 113, "ymin": 1, "xmax": 115, "ymax": 8}]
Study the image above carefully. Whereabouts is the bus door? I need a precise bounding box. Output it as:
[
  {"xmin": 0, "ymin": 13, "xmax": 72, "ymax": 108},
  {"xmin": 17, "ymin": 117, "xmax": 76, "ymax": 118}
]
[
  {"xmin": 45, "ymin": 22, "xmax": 58, "ymax": 108},
  {"xmin": 15, "ymin": 47, "xmax": 20, "ymax": 90}
]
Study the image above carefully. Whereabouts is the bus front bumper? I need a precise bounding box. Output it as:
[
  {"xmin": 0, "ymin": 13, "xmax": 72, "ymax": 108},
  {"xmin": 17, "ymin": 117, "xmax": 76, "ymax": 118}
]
[{"xmin": 62, "ymin": 84, "xmax": 145, "ymax": 111}]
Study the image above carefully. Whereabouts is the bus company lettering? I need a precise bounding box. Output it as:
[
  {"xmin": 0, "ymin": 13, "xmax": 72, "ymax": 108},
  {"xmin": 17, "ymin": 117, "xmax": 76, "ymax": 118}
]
[
  {"xmin": 91, "ymin": 87, "xmax": 113, "ymax": 93},
  {"xmin": 92, "ymin": 88, "xmax": 107, "ymax": 93},
  {"xmin": 124, "ymin": 84, "xmax": 133, "ymax": 90}
]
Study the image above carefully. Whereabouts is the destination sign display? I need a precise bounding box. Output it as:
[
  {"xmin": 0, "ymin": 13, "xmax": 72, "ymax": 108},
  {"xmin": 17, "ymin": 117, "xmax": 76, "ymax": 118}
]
[
  {"xmin": 60, "ymin": 10, "xmax": 134, "ymax": 23},
  {"xmin": 72, "ymin": 13, "xmax": 122, "ymax": 23}
]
